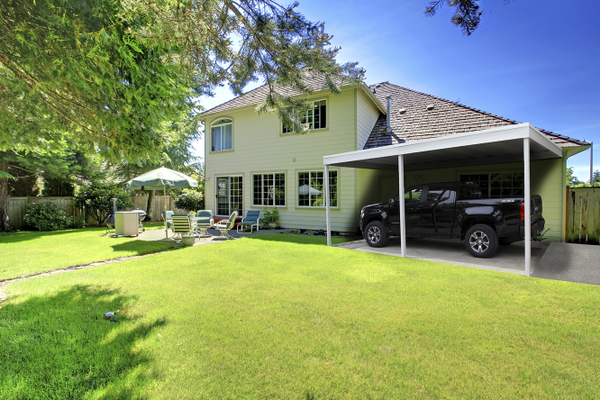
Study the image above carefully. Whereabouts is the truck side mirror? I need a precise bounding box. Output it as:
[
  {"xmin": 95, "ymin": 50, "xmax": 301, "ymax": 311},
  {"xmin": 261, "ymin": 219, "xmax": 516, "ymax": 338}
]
[{"xmin": 389, "ymin": 197, "xmax": 395, "ymax": 205}]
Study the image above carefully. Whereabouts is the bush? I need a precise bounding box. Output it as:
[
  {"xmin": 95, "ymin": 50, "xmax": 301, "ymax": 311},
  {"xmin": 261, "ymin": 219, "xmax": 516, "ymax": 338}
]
[
  {"xmin": 74, "ymin": 184, "xmax": 133, "ymax": 226},
  {"xmin": 23, "ymin": 202, "xmax": 67, "ymax": 231},
  {"xmin": 261, "ymin": 208, "xmax": 280, "ymax": 227},
  {"xmin": 174, "ymin": 189, "xmax": 204, "ymax": 212},
  {"xmin": 66, "ymin": 215, "xmax": 86, "ymax": 229}
]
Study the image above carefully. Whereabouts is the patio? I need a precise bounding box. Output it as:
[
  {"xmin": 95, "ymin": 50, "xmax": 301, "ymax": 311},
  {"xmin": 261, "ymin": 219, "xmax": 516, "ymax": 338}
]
[{"xmin": 135, "ymin": 226, "xmax": 288, "ymax": 246}]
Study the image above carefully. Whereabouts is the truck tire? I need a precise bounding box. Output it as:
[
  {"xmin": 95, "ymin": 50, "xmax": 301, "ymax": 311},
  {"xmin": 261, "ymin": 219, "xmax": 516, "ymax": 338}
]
[
  {"xmin": 365, "ymin": 221, "xmax": 389, "ymax": 248},
  {"xmin": 465, "ymin": 224, "xmax": 498, "ymax": 258}
]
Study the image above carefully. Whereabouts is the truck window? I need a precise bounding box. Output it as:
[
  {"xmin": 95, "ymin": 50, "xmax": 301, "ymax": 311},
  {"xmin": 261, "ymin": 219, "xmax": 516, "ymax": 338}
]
[
  {"xmin": 427, "ymin": 185, "xmax": 450, "ymax": 202},
  {"xmin": 404, "ymin": 187, "xmax": 423, "ymax": 204}
]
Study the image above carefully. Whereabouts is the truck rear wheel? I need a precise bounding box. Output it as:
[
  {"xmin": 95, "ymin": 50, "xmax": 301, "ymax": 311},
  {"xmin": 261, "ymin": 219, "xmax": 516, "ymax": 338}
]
[
  {"xmin": 465, "ymin": 224, "xmax": 498, "ymax": 258},
  {"xmin": 365, "ymin": 221, "xmax": 389, "ymax": 248}
]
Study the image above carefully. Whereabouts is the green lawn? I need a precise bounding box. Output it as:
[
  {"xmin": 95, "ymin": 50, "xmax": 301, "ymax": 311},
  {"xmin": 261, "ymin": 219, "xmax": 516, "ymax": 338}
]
[
  {"xmin": 0, "ymin": 227, "xmax": 174, "ymax": 281},
  {"xmin": 1, "ymin": 237, "xmax": 599, "ymax": 399}
]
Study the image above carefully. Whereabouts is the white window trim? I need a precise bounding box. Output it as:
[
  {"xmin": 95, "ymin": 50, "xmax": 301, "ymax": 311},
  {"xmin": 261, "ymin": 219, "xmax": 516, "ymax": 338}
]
[
  {"xmin": 296, "ymin": 169, "xmax": 339, "ymax": 208},
  {"xmin": 282, "ymin": 99, "xmax": 328, "ymax": 134},
  {"xmin": 252, "ymin": 172, "xmax": 286, "ymax": 207},
  {"xmin": 211, "ymin": 118, "xmax": 233, "ymax": 152}
]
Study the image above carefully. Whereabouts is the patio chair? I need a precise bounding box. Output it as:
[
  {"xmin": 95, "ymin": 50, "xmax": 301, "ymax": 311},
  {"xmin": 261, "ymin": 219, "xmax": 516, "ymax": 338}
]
[
  {"xmin": 195, "ymin": 210, "xmax": 214, "ymax": 238},
  {"xmin": 171, "ymin": 214, "xmax": 194, "ymax": 240},
  {"xmin": 214, "ymin": 211, "xmax": 238, "ymax": 239},
  {"xmin": 237, "ymin": 210, "xmax": 261, "ymax": 234},
  {"xmin": 162, "ymin": 210, "xmax": 174, "ymax": 229}
]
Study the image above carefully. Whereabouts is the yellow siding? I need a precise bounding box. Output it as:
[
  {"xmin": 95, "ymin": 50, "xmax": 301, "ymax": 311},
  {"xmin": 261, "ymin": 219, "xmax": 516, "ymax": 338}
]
[
  {"xmin": 356, "ymin": 159, "xmax": 565, "ymax": 241},
  {"xmin": 356, "ymin": 89, "xmax": 380, "ymax": 150},
  {"xmin": 205, "ymin": 90, "xmax": 361, "ymax": 232}
]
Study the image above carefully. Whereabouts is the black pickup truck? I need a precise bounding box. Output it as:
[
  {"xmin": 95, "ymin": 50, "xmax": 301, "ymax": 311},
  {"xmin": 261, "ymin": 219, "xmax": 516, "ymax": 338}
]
[{"xmin": 359, "ymin": 182, "xmax": 545, "ymax": 258}]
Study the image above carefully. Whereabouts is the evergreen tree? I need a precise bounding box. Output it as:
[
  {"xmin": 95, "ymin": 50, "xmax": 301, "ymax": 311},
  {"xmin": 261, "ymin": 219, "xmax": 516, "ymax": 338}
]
[
  {"xmin": 425, "ymin": 0, "xmax": 514, "ymax": 35},
  {"xmin": 1, "ymin": 0, "xmax": 363, "ymax": 230},
  {"xmin": 566, "ymin": 167, "xmax": 581, "ymax": 187}
]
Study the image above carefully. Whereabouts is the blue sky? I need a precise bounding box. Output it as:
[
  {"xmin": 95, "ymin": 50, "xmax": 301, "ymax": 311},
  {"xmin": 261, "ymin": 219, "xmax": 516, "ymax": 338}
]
[{"xmin": 195, "ymin": 0, "xmax": 600, "ymax": 181}]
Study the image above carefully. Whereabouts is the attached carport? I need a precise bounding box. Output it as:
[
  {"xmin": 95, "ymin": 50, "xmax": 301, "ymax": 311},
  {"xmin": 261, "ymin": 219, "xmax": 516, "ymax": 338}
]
[{"xmin": 323, "ymin": 123, "xmax": 563, "ymax": 275}]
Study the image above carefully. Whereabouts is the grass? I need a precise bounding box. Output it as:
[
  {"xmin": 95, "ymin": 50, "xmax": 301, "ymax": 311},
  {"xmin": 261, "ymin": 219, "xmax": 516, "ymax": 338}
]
[
  {"xmin": 0, "ymin": 227, "xmax": 174, "ymax": 281},
  {"xmin": 246, "ymin": 232, "xmax": 353, "ymax": 245},
  {"xmin": 1, "ymin": 237, "xmax": 599, "ymax": 399}
]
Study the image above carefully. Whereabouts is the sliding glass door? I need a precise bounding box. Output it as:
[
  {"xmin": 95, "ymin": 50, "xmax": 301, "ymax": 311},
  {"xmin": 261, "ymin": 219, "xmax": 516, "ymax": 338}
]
[{"xmin": 216, "ymin": 176, "xmax": 243, "ymax": 216}]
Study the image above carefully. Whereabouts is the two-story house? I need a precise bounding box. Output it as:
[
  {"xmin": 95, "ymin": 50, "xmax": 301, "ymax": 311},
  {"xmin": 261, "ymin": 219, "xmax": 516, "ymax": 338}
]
[{"xmin": 201, "ymin": 74, "xmax": 588, "ymax": 242}]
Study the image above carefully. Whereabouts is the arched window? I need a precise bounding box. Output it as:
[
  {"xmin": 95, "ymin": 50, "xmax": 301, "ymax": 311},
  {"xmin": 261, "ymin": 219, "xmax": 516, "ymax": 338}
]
[{"xmin": 211, "ymin": 118, "xmax": 233, "ymax": 152}]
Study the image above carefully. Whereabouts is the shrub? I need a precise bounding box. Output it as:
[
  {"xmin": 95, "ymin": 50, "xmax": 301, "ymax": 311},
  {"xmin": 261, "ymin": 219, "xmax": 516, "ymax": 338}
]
[
  {"xmin": 23, "ymin": 202, "xmax": 67, "ymax": 231},
  {"xmin": 174, "ymin": 189, "xmax": 204, "ymax": 212},
  {"xmin": 74, "ymin": 184, "xmax": 132, "ymax": 226},
  {"xmin": 261, "ymin": 208, "xmax": 280, "ymax": 227},
  {"xmin": 66, "ymin": 215, "xmax": 86, "ymax": 229}
]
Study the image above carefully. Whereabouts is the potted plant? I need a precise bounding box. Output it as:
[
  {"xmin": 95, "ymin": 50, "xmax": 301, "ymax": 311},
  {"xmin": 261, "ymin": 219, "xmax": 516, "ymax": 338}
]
[
  {"xmin": 181, "ymin": 226, "xmax": 196, "ymax": 246},
  {"xmin": 261, "ymin": 208, "xmax": 280, "ymax": 229}
]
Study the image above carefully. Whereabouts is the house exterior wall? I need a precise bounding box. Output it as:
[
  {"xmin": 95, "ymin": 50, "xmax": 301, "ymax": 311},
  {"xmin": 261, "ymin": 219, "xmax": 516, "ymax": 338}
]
[
  {"xmin": 355, "ymin": 158, "xmax": 565, "ymax": 241},
  {"xmin": 204, "ymin": 88, "xmax": 379, "ymax": 232},
  {"xmin": 356, "ymin": 89, "xmax": 381, "ymax": 150}
]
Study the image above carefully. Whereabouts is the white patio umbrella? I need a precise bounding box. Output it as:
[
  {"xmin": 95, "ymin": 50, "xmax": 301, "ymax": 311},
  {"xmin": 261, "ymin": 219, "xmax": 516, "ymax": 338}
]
[{"xmin": 126, "ymin": 167, "xmax": 198, "ymax": 239}]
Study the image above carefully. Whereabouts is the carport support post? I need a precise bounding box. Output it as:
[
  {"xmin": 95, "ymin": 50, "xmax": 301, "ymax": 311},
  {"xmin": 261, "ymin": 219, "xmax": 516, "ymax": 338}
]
[
  {"xmin": 398, "ymin": 155, "xmax": 407, "ymax": 257},
  {"xmin": 524, "ymin": 138, "xmax": 531, "ymax": 275},
  {"xmin": 325, "ymin": 165, "xmax": 332, "ymax": 246}
]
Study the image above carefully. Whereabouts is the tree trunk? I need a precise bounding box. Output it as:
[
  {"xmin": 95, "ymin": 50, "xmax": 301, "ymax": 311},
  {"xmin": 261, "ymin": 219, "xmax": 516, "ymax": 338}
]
[
  {"xmin": 0, "ymin": 154, "xmax": 15, "ymax": 232},
  {"xmin": 146, "ymin": 190, "xmax": 155, "ymax": 221}
]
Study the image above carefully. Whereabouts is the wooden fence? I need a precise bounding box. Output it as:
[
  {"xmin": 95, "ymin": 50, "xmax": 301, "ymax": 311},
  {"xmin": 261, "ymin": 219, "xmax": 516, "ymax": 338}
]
[
  {"xmin": 7, "ymin": 195, "xmax": 186, "ymax": 230},
  {"xmin": 566, "ymin": 187, "xmax": 600, "ymax": 244}
]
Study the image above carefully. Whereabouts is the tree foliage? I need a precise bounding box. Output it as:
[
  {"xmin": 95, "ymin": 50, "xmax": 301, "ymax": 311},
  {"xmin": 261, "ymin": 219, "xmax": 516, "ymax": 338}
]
[
  {"xmin": 424, "ymin": 0, "xmax": 513, "ymax": 35},
  {"xmin": 74, "ymin": 184, "xmax": 133, "ymax": 226},
  {"xmin": 174, "ymin": 189, "xmax": 204, "ymax": 213},
  {"xmin": 567, "ymin": 167, "xmax": 600, "ymax": 188},
  {"xmin": 566, "ymin": 167, "xmax": 581, "ymax": 187},
  {"xmin": 1, "ymin": 0, "xmax": 364, "ymax": 163}
]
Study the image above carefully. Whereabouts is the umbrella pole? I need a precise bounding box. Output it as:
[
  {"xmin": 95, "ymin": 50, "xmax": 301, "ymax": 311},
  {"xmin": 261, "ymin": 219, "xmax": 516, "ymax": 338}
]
[{"xmin": 165, "ymin": 187, "xmax": 168, "ymax": 239}]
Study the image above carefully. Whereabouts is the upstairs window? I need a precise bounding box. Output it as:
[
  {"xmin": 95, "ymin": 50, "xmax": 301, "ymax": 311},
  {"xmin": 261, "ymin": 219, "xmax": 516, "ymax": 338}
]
[
  {"xmin": 282, "ymin": 100, "xmax": 327, "ymax": 133},
  {"xmin": 211, "ymin": 118, "xmax": 233, "ymax": 152}
]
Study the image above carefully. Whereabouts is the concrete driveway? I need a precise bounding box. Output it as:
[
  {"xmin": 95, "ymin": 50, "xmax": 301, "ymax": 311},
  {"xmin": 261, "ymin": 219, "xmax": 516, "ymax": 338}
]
[
  {"xmin": 338, "ymin": 238, "xmax": 600, "ymax": 285},
  {"xmin": 532, "ymin": 242, "xmax": 600, "ymax": 285},
  {"xmin": 337, "ymin": 238, "xmax": 550, "ymax": 275}
]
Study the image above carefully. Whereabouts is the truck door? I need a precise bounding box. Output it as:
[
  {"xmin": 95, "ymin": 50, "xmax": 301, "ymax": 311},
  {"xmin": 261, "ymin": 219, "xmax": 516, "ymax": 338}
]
[
  {"xmin": 426, "ymin": 184, "xmax": 455, "ymax": 237},
  {"xmin": 389, "ymin": 186, "xmax": 424, "ymax": 236},
  {"xmin": 389, "ymin": 186, "xmax": 423, "ymax": 236},
  {"xmin": 409, "ymin": 184, "xmax": 455, "ymax": 237}
]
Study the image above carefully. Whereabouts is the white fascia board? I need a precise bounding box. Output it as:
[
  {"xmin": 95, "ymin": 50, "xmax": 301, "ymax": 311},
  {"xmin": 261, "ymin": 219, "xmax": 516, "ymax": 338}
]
[
  {"xmin": 324, "ymin": 144, "xmax": 400, "ymax": 166},
  {"xmin": 359, "ymin": 83, "xmax": 387, "ymax": 114},
  {"xmin": 527, "ymin": 124, "xmax": 564, "ymax": 158},
  {"xmin": 324, "ymin": 123, "xmax": 563, "ymax": 167}
]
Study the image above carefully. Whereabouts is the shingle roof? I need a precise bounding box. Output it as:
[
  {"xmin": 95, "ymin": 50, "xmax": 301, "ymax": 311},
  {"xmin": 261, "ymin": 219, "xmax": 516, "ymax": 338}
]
[
  {"xmin": 202, "ymin": 73, "xmax": 348, "ymax": 116},
  {"xmin": 364, "ymin": 82, "xmax": 587, "ymax": 149}
]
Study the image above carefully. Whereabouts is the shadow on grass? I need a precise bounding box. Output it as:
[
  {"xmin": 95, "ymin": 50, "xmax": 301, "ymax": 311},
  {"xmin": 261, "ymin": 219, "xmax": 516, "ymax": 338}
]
[
  {"xmin": 0, "ymin": 285, "xmax": 166, "ymax": 399},
  {"xmin": 246, "ymin": 233, "xmax": 354, "ymax": 246},
  {"xmin": 110, "ymin": 240, "xmax": 174, "ymax": 255},
  {"xmin": 0, "ymin": 227, "xmax": 107, "ymax": 244}
]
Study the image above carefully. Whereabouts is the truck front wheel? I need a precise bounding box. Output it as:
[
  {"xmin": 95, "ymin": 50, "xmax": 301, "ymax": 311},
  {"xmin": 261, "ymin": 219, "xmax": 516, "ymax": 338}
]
[
  {"xmin": 465, "ymin": 224, "xmax": 498, "ymax": 258},
  {"xmin": 365, "ymin": 221, "xmax": 389, "ymax": 248}
]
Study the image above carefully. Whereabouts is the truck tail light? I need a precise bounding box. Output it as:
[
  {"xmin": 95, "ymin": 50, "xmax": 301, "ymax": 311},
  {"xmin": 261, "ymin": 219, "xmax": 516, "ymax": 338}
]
[{"xmin": 520, "ymin": 202, "xmax": 525, "ymax": 221}]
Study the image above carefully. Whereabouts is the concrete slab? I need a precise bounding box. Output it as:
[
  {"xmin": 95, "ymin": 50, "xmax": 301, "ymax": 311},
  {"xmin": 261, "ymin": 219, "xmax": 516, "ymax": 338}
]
[
  {"xmin": 135, "ymin": 227, "xmax": 289, "ymax": 246},
  {"xmin": 532, "ymin": 242, "xmax": 600, "ymax": 285},
  {"xmin": 335, "ymin": 238, "xmax": 550, "ymax": 276}
]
